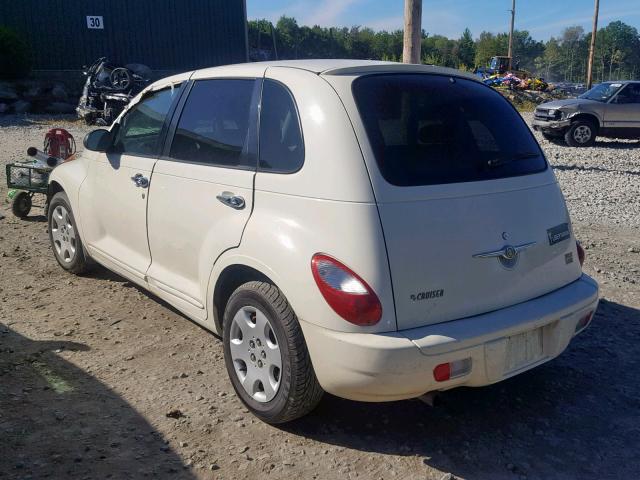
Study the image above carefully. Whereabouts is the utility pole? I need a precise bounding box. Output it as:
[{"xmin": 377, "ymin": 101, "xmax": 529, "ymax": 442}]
[
  {"xmin": 507, "ymin": 0, "xmax": 515, "ymax": 70},
  {"xmin": 270, "ymin": 22, "xmax": 278, "ymax": 60},
  {"xmin": 403, "ymin": 0, "xmax": 422, "ymax": 64},
  {"xmin": 586, "ymin": 0, "xmax": 600, "ymax": 89}
]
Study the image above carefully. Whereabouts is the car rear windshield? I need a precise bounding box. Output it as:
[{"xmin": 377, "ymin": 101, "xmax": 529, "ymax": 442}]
[{"xmin": 352, "ymin": 74, "xmax": 547, "ymax": 187}]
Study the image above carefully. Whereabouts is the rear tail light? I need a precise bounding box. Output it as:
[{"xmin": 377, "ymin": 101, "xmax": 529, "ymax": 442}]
[
  {"xmin": 311, "ymin": 254, "xmax": 382, "ymax": 326},
  {"xmin": 576, "ymin": 241, "xmax": 585, "ymax": 267},
  {"xmin": 574, "ymin": 310, "xmax": 594, "ymax": 333},
  {"xmin": 433, "ymin": 358, "xmax": 472, "ymax": 382}
]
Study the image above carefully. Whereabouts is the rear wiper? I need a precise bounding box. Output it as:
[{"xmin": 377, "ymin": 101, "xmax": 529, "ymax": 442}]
[{"xmin": 486, "ymin": 152, "xmax": 539, "ymax": 168}]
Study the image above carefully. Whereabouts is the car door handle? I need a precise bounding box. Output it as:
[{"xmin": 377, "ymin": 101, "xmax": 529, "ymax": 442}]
[
  {"xmin": 131, "ymin": 173, "xmax": 149, "ymax": 189},
  {"xmin": 216, "ymin": 191, "xmax": 245, "ymax": 210}
]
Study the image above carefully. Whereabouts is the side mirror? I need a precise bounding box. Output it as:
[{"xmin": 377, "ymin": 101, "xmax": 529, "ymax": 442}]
[{"xmin": 83, "ymin": 129, "xmax": 112, "ymax": 152}]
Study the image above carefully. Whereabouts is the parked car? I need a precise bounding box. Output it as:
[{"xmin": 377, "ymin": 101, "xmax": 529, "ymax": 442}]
[
  {"xmin": 532, "ymin": 80, "xmax": 640, "ymax": 146},
  {"xmin": 47, "ymin": 60, "xmax": 599, "ymax": 423}
]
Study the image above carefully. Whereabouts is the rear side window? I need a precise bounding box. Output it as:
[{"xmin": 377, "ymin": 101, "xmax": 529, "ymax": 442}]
[
  {"xmin": 616, "ymin": 83, "xmax": 640, "ymax": 104},
  {"xmin": 113, "ymin": 86, "xmax": 181, "ymax": 156},
  {"xmin": 170, "ymin": 79, "xmax": 256, "ymax": 168},
  {"xmin": 352, "ymin": 74, "xmax": 547, "ymax": 186},
  {"xmin": 259, "ymin": 80, "xmax": 304, "ymax": 173}
]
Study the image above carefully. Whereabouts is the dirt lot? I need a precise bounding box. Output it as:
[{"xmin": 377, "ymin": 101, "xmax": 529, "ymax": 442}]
[{"xmin": 1, "ymin": 114, "xmax": 639, "ymax": 480}]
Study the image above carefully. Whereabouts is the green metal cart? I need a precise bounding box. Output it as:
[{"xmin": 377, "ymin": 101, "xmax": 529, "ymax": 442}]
[{"xmin": 5, "ymin": 162, "xmax": 50, "ymax": 218}]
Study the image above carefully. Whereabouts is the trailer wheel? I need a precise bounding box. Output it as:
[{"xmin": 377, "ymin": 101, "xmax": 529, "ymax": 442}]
[{"xmin": 11, "ymin": 192, "xmax": 32, "ymax": 218}]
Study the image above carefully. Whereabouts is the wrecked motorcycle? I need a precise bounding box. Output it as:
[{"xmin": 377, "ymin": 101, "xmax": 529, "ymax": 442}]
[{"xmin": 76, "ymin": 57, "xmax": 151, "ymax": 126}]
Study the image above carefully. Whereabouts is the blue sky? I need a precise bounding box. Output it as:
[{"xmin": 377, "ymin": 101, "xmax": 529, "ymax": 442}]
[{"xmin": 247, "ymin": 0, "xmax": 640, "ymax": 40}]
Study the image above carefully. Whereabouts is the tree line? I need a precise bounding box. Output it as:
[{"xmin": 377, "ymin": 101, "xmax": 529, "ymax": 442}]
[{"xmin": 249, "ymin": 17, "xmax": 640, "ymax": 83}]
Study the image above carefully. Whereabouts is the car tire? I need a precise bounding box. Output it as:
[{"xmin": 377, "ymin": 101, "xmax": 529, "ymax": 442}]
[
  {"xmin": 223, "ymin": 281, "xmax": 323, "ymax": 424},
  {"xmin": 11, "ymin": 191, "xmax": 32, "ymax": 218},
  {"xmin": 564, "ymin": 120, "xmax": 596, "ymax": 147},
  {"xmin": 48, "ymin": 191, "xmax": 92, "ymax": 275}
]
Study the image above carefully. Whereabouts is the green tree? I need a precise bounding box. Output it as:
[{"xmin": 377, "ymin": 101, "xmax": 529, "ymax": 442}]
[{"xmin": 457, "ymin": 28, "xmax": 476, "ymax": 67}]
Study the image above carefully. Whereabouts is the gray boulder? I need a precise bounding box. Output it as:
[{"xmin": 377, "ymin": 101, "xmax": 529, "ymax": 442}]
[
  {"xmin": 24, "ymin": 84, "xmax": 43, "ymax": 98},
  {"xmin": 12, "ymin": 100, "xmax": 31, "ymax": 113},
  {"xmin": 51, "ymin": 84, "xmax": 68, "ymax": 100},
  {"xmin": 45, "ymin": 101, "xmax": 76, "ymax": 114},
  {"xmin": 0, "ymin": 82, "xmax": 18, "ymax": 101}
]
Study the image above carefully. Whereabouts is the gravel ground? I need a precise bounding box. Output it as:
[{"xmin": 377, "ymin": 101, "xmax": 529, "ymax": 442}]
[
  {"xmin": 1, "ymin": 113, "xmax": 639, "ymax": 480},
  {"xmin": 521, "ymin": 112, "xmax": 640, "ymax": 228}
]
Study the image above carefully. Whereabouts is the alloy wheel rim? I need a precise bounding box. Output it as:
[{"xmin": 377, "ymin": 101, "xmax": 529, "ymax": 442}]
[
  {"xmin": 50, "ymin": 205, "xmax": 77, "ymax": 264},
  {"xmin": 229, "ymin": 306, "xmax": 282, "ymax": 403},
  {"xmin": 573, "ymin": 125, "xmax": 592, "ymax": 143}
]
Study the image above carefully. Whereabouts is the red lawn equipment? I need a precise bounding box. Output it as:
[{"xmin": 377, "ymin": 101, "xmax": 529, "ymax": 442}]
[{"xmin": 44, "ymin": 128, "xmax": 76, "ymax": 161}]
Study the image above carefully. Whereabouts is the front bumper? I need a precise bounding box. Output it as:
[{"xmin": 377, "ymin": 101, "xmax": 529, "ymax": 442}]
[
  {"xmin": 532, "ymin": 117, "xmax": 571, "ymax": 131},
  {"xmin": 301, "ymin": 274, "xmax": 598, "ymax": 402}
]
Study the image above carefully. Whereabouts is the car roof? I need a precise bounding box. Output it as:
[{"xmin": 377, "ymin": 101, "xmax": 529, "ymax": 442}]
[
  {"xmin": 148, "ymin": 59, "xmax": 482, "ymax": 91},
  {"xmin": 190, "ymin": 59, "xmax": 481, "ymax": 82},
  {"xmin": 602, "ymin": 80, "xmax": 639, "ymax": 84}
]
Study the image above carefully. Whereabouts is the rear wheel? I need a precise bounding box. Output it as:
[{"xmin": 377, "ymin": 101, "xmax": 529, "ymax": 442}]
[
  {"xmin": 565, "ymin": 120, "xmax": 596, "ymax": 147},
  {"xmin": 222, "ymin": 281, "xmax": 323, "ymax": 424},
  {"xmin": 11, "ymin": 191, "xmax": 32, "ymax": 218},
  {"xmin": 48, "ymin": 192, "xmax": 91, "ymax": 274}
]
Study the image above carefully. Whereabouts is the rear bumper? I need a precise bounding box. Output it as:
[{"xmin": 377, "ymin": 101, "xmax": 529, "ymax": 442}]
[{"xmin": 301, "ymin": 274, "xmax": 598, "ymax": 402}]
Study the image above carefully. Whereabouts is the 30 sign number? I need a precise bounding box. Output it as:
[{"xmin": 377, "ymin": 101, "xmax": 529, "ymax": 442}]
[{"xmin": 86, "ymin": 16, "xmax": 104, "ymax": 29}]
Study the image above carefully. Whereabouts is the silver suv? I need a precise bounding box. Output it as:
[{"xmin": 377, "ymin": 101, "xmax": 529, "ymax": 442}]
[{"xmin": 532, "ymin": 81, "xmax": 640, "ymax": 146}]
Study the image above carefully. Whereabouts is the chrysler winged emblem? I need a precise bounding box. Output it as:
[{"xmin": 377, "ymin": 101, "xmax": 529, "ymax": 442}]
[{"xmin": 473, "ymin": 242, "xmax": 536, "ymax": 269}]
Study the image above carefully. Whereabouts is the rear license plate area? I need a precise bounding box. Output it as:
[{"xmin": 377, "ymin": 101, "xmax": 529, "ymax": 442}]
[{"xmin": 504, "ymin": 327, "xmax": 543, "ymax": 373}]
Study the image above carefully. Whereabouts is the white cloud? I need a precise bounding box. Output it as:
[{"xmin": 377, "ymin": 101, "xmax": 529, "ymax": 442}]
[
  {"xmin": 526, "ymin": 7, "xmax": 640, "ymax": 34},
  {"xmin": 365, "ymin": 15, "xmax": 404, "ymax": 32},
  {"xmin": 300, "ymin": 0, "xmax": 362, "ymax": 27},
  {"xmin": 364, "ymin": 8, "xmax": 464, "ymax": 36}
]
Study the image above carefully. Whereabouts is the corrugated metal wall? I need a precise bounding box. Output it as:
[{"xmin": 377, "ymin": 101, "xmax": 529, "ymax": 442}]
[{"xmin": 0, "ymin": 0, "xmax": 247, "ymax": 71}]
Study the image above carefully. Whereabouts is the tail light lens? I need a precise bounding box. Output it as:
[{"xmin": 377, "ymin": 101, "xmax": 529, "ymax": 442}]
[
  {"xmin": 433, "ymin": 358, "xmax": 472, "ymax": 382},
  {"xmin": 576, "ymin": 241, "xmax": 585, "ymax": 267},
  {"xmin": 311, "ymin": 254, "xmax": 382, "ymax": 326}
]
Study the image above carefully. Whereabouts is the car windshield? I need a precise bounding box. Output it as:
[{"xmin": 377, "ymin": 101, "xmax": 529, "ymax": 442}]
[{"xmin": 579, "ymin": 82, "xmax": 624, "ymax": 102}]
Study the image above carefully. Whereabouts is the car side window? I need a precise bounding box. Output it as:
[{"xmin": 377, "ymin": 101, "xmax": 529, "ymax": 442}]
[
  {"xmin": 169, "ymin": 79, "xmax": 256, "ymax": 168},
  {"xmin": 615, "ymin": 84, "xmax": 640, "ymax": 104},
  {"xmin": 112, "ymin": 85, "xmax": 181, "ymax": 156},
  {"xmin": 259, "ymin": 80, "xmax": 304, "ymax": 173}
]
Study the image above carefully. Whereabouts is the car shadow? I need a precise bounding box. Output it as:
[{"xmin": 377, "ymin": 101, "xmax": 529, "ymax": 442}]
[
  {"xmin": 284, "ymin": 299, "xmax": 640, "ymax": 480},
  {"xmin": 0, "ymin": 325, "xmax": 195, "ymax": 479},
  {"xmin": 20, "ymin": 214, "xmax": 47, "ymax": 223},
  {"xmin": 85, "ymin": 264, "xmax": 210, "ymax": 332},
  {"xmin": 553, "ymin": 163, "xmax": 640, "ymax": 177},
  {"xmin": 592, "ymin": 139, "xmax": 640, "ymax": 149},
  {"xmin": 540, "ymin": 139, "xmax": 640, "ymax": 149},
  {"xmin": 0, "ymin": 114, "xmax": 79, "ymax": 128}
]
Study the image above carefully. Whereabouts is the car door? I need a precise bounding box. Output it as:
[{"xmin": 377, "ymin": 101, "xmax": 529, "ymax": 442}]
[
  {"xmin": 605, "ymin": 83, "xmax": 640, "ymax": 131},
  {"xmin": 79, "ymin": 85, "xmax": 183, "ymax": 281},
  {"xmin": 145, "ymin": 78, "xmax": 259, "ymax": 317}
]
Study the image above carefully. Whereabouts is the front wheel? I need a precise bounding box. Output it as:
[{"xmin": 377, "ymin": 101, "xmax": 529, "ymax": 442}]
[
  {"xmin": 223, "ymin": 281, "xmax": 323, "ymax": 424},
  {"xmin": 48, "ymin": 192, "xmax": 92, "ymax": 274},
  {"xmin": 565, "ymin": 120, "xmax": 596, "ymax": 147}
]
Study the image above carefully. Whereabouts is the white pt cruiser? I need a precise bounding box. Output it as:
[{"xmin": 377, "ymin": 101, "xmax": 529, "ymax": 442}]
[{"xmin": 47, "ymin": 60, "xmax": 599, "ymax": 423}]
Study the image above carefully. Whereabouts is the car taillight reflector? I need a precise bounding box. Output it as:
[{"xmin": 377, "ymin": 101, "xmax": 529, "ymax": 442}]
[
  {"xmin": 433, "ymin": 358, "xmax": 472, "ymax": 382},
  {"xmin": 574, "ymin": 310, "xmax": 594, "ymax": 333},
  {"xmin": 576, "ymin": 241, "xmax": 585, "ymax": 267},
  {"xmin": 311, "ymin": 254, "xmax": 382, "ymax": 326}
]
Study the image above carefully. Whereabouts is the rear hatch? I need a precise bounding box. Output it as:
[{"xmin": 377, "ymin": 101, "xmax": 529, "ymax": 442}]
[{"xmin": 351, "ymin": 73, "xmax": 582, "ymax": 330}]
